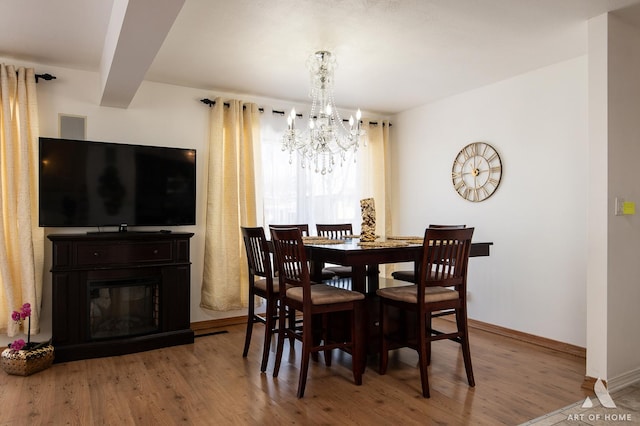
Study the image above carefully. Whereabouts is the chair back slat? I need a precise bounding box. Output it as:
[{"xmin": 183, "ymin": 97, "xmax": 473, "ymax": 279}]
[
  {"xmin": 269, "ymin": 227, "xmax": 310, "ymax": 293},
  {"xmin": 420, "ymin": 227, "xmax": 474, "ymax": 289},
  {"xmin": 241, "ymin": 227, "xmax": 272, "ymax": 279},
  {"xmin": 316, "ymin": 223, "xmax": 353, "ymax": 239},
  {"xmin": 269, "ymin": 224, "xmax": 310, "ymax": 236}
]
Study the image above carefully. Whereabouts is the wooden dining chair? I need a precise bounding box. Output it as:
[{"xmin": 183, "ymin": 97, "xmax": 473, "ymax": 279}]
[
  {"xmin": 268, "ymin": 224, "xmax": 310, "ymax": 236},
  {"xmin": 377, "ymin": 227, "xmax": 475, "ymax": 398},
  {"xmin": 270, "ymin": 226, "xmax": 365, "ymax": 398},
  {"xmin": 316, "ymin": 223, "xmax": 353, "ymax": 239},
  {"xmin": 270, "ymin": 224, "xmax": 336, "ymax": 280},
  {"xmin": 391, "ymin": 224, "xmax": 466, "ymax": 283},
  {"xmin": 241, "ymin": 226, "xmax": 290, "ymax": 372},
  {"xmin": 316, "ymin": 223, "xmax": 354, "ymax": 278}
]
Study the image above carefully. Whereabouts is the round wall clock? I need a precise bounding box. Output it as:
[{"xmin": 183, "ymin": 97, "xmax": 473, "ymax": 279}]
[{"xmin": 451, "ymin": 142, "xmax": 502, "ymax": 202}]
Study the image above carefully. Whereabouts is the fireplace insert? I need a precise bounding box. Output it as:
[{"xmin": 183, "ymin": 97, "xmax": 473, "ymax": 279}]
[{"xmin": 89, "ymin": 277, "xmax": 160, "ymax": 340}]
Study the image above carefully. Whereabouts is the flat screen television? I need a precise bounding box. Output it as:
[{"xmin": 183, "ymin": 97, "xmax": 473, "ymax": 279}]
[{"xmin": 39, "ymin": 137, "xmax": 196, "ymax": 228}]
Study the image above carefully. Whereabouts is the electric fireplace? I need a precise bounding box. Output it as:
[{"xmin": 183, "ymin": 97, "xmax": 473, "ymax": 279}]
[{"xmin": 48, "ymin": 232, "xmax": 195, "ymax": 362}]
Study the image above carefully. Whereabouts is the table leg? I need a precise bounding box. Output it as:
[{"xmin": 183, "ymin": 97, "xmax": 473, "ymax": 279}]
[
  {"xmin": 366, "ymin": 264, "xmax": 380, "ymax": 293},
  {"xmin": 351, "ymin": 265, "xmax": 367, "ymax": 293}
]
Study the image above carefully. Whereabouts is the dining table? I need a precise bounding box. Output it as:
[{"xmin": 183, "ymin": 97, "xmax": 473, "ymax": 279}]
[
  {"xmin": 301, "ymin": 235, "xmax": 493, "ymax": 358},
  {"xmin": 303, "ymin": 236, "xmax": 493, "ymax": 294}
]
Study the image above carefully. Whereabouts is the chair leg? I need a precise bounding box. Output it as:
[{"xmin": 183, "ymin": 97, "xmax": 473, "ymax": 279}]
[
  {"xmin": 287, "ymin": 303, "xmax": 296, "ymax": 346},
  {"xmin": 456, "ymin": 307, "xmax": 475, "ymax": 387},
  {"xmin": 260, "ymin": 299, "xmax": 276, "ymax": 372},
  {"xmin": 297, "ymin": 316, "xmax": 313, "ymax": 398},
  {"xmin": 379, "ymin": 300, "xmax": 389, "ymax": 375},
  {"xmin": 352, "ymin": 304, "xmax": 363, "ymax": 384},
  {"xmin": 417, "ymin": 310, "xmax": 431, "ymax": 398},
  {"xmin": 426, "ymin": 312, "xmax": 432, "ymax": 365},
  {"xmin": 272, "ymin": 300, "xmax": 288, "ymax": 378},
  {"xmin": 322, "ymin": 313, "xmax": 332, "ymax": 366},
  {"xmin": 242, "ymin": 294, "xmax": 255, "ymax": 358}
]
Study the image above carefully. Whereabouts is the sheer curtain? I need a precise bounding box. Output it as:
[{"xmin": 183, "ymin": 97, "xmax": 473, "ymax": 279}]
[
  {"xmin": 0, "ymin": 64, "xmax": 44, "ymax": 335},
  {"xmin": 260, "ymin": 111, "xmax": 363, "ymax": 232},
  {"xmin": 360, "ymin": 118, "xmax": 392, "ymax": 237},
  {"xmin": 260, "ymin": 111, "xmax": 392, "ymax": 243},
  {"xmin": 201, "ymin": 98, "xmax": 260, "ymax": 311}
]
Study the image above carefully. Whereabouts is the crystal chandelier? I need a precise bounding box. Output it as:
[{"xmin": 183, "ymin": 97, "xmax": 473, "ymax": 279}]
[{"xmin": 282, "ymin": 51, "xmax": 364, "ymax": 174}]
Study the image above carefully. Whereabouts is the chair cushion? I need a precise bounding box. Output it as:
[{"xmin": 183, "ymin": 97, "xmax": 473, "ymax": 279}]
[
  {"xmin": 287, "ymin": 284, "xmax": 364, "ymax": 305},
  {"xmin": 254, "ymin": 277, "xmax": 279, "ymax": 293},
  {"xmin": 320, "ymin": 269, "xmax": 338, "ymax": 280},
  {"xmin": 390, "ymin": 269, "xmax": 447, "ymax": 284},
  {"xmin": 390, "ymin": 270, "xmax": 415, "ymax": 283},
  {"xmin": 376, "ymin": 284, "xmax": 458, "ymax": 304},
  {"xmin": 324, "ymin": 265, "xmax": 353, "ymax": 277}
]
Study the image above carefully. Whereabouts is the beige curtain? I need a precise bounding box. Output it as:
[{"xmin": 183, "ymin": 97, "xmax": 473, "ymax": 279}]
[
  {"xmin": 201, "ymin": 98, "xmax": 260, "ymax": 311},
  {"xmin": 0, "ymin": 64, "xmax": 44, "ymax": 336},
  {"xmin": 361, "ymin": 119, "xmax": 393, "ymax": 275}
]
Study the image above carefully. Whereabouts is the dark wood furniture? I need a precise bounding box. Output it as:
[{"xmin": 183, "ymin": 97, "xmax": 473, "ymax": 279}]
[
  {"xmin": 270, "ymin": 224, "xmax": 339, "ymax": 280},
  {"xmin": 316, "ymin": 223, "xmax": 354, "ymax": 278},
  {"xmin": 391, "ymin": 224, "xmax": 466, "ymax": 283},
  {"xmin": 304, "ymin": 238, "xmax": 491, "ymax": 294},
  {"xmin": 241, "ymin": 226, "xmax": 284, "ymax": 372},
  {"xmin": 302, "ymin": 237, "xmax": 492, "ymax": 355},
  {"xmin": 48, "ymin": 232, "xmax": 195, "ymax": 362},
  {"xmin": 377, "ymin": 227, "xmax": 475, "ymax": 398},
  {"xmin": 268, "ymin": 224, "xmax": 310, "ymax": 236},
  {"xmin": 270, "ymin": 227, "xmax": 365, "ymax": 398},
  {"xmin": 316, "ymin": 223, "xmax": 354, "ymax": 239}
]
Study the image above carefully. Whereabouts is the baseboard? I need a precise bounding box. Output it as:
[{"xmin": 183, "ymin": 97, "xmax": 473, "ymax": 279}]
[
  {"xmin": 459, "ymin": 317, "xmax": 586, "ymax": 359},
  {"xmin": 191, "ymin": 316, "xmax": 247, "ymax": 335},
  {"xmin": 605, "ymin": 368, "xmax": 640, "ymax": 393}
]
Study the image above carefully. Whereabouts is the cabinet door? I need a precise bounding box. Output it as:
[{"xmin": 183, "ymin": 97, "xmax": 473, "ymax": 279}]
[
  {"xmin": 161, "ymin": 265, "xmax": 191, "ymax": 331},
  {"xmin": 52, "ymin": 271, "xmax": 86, "ymax": 345}
]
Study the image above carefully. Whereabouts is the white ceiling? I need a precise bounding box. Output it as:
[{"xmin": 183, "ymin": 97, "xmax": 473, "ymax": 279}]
[{"xmin": 3, "ymin": 0, "xmax": 640, "ymax": 115}]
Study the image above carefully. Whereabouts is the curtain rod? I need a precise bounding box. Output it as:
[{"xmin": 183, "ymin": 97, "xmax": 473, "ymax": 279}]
[
  {"xmin": 200, "ymin": 98, "xmax": 264, "ymax": 112},
  {"xmin": 15, "ymin": 72, "xmax": 56, "ymax": 83},
  {"xmin": 200, "ymin": 98, "xmax": 391, "ymax": 126},
  {"xmin": 35, "ymin": 73, "xmax": 56, "ymax": 83}
]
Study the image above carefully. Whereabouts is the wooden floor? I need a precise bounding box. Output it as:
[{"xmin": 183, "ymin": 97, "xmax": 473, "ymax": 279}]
[{"xmin": 0, "ymin": 319, "xmax": 590, "ymax": 425}]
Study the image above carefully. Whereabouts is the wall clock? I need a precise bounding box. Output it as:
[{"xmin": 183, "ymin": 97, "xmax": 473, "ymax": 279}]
[{"xmin": 451, "ymin": 142, "xmax": 502, "ymax": 202}]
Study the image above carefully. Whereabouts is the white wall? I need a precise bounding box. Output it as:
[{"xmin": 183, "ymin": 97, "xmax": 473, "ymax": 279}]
[
  {"xmin": 391, "ymin": 57, "xmax": 588, "ymax": 346},
  {"xmin": 605, "ymin": 14, "xmax": 640, "ymax": 388}
]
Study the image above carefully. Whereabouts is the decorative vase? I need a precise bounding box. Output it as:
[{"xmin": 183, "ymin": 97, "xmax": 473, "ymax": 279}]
[
  {"xmin": 360, "ymin": 198, "xmax": 376, "ymax": 242},
  {"xmin": 1, "ymin": 344, "xmax": 55, "ymax": 376}
]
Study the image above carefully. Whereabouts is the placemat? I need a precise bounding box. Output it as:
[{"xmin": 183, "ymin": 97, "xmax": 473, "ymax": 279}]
[
  {"xmin": 386, "ymin": 236, "xmax": 423, "ymax": 244},
  {"xmin": 358, "ymin": 241, "xmax": 410, "ymax": 248},
  {"xmin": 302, "ymin": 237, "xmax": 343, "ymax": 245}
]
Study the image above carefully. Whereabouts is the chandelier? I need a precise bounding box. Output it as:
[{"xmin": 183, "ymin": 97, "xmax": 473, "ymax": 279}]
[{"xmin": 282, "ymin": 51, "xmax": 364, "ymax": 174}]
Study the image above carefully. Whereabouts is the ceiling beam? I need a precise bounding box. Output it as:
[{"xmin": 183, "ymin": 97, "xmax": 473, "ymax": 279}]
[{"xmin": 99, "ymin": 0, "xmax": 185, "ymax": 108}]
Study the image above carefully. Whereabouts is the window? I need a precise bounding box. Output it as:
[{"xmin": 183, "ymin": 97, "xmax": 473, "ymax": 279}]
[{"xmin": 259, "ymin": 112, "xmax": 364, "ymax": 234}]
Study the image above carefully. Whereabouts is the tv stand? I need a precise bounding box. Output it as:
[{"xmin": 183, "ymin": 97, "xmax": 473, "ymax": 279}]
[{"xmin": 48, "ymin": 232, "xmax": 194, "ymax": 362}]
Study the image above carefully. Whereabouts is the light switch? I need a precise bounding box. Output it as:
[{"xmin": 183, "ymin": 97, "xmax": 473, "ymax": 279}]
[
  {"xmin": 622, "ymin": 201, "xmax": 636, "ymax": 215},
  {"xmin": 615, "ymin": 198, "xmax": 636, "ymax": 216}
]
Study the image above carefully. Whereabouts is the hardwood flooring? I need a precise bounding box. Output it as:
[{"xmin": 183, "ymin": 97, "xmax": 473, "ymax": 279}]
[{"xmin": 0, "ymin": 319, "xmax": 591, "ymax": 425}]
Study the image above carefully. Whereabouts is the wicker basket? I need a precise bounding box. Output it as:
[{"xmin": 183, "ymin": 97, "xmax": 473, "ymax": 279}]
[{"xmin": 1, "ymin": 344, "xmax": 54, "ymax": 376}]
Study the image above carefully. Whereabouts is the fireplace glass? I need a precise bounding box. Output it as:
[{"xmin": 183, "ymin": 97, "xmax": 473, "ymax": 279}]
[{"xmin": 89, "ymin": 277, "xmax": 160, "ymax": 340}]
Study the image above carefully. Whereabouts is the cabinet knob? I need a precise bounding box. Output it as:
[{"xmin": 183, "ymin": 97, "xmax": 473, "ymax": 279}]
[
  {"xmin": 93, "ymin": 252, "xmax": 99, "ymax": 257},
  {"xmin": 153, "ymin": 249, "xmax": 158, "ymax": 254}
]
